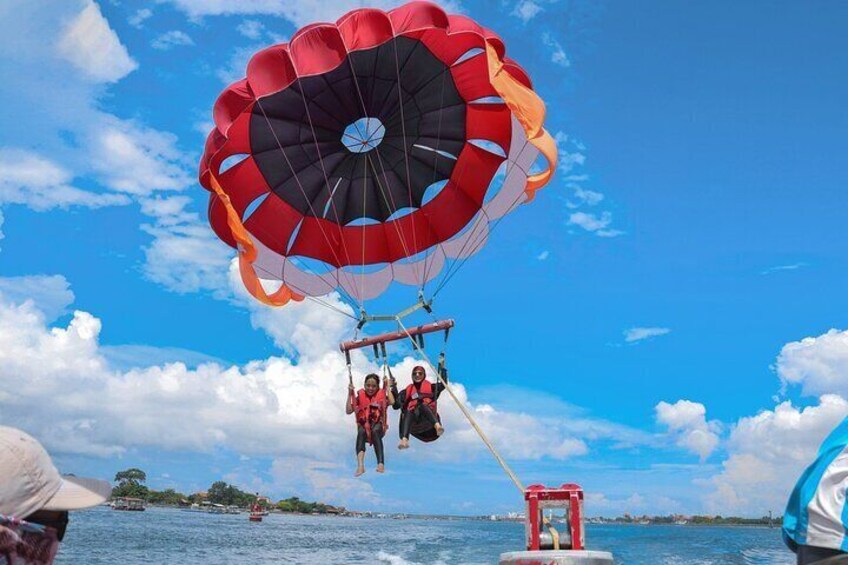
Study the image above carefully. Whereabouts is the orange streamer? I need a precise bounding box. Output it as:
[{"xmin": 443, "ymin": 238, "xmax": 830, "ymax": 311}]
[
  {"xmin": 209, "ymin": 174, "xmax": 303, "ymax": 307},
  {"xmin": 485, "ymin": 42, "xmax": 558, "ymax": 202}
]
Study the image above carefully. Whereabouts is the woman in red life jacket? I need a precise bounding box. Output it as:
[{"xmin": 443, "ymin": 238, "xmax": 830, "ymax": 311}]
[
  {"xmin": 346, "ymin": 373, "xmax": 394, "ymax": 477},
  {"xmin": 391, "ymin": 366, "xmax": 446, "ymax": 449}
]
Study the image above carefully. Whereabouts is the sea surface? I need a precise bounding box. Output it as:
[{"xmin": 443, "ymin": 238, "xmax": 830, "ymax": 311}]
[{"xmin": 56, "ymin": 506, "xmax": 793, "ymax": 564}]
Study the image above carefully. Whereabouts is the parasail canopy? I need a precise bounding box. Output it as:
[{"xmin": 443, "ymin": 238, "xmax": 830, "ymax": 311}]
[{"xmin": 199, "ymin": 1, "xmax": 557, "ymax": 309}]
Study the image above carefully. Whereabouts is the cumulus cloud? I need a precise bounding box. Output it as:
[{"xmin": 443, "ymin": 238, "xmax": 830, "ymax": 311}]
[
  {"xmin": 1, "ymin": 0, "xmax": 198, "ymax": 290},
  {"xmin": 88, "ymin": 118, "xmax": 193, "ymax": 196},
  {"xmin": 128, "ymin": 8, "xmax": 153, "ymax": 28},
  {"xmin": 57, "ymin": 1, "xmax": 138, "ymax": 83},
  {"xmin": 554, "ymin": 131, "xmax": 586, "ymax": 175},
  {"xmin": 552, "ymin": 131, "xmax": 622, "ymax": 238},
  {"xmin": 140, "ymin": 196, "xmax": 232, "ymax": 295},
  {"xmin": 216, "ymin": 44, "xmax": 261, "ymax": 84},
  {"xmin": 236, "ymin": 19, "xmax": 265, "ymax": 39},
  {"xmin": 0, "ymin": 273, "xmax": 649, "ymax": 489},
  {"xmin": 0, "ymin": 148, "xmax": 131, "ymax": 211},
  {"xmin": 568, "ymin": 211, "xmax": 624, "ymax": 237},
  {"xmin": 569, "ymin": 187, "xmax": 604, "ymax": 208},
  {"xmin": 542, "ymin": 32, "xmax": 570, "ymax": 68},
  {"xmin": 701, "ymin": 327, "xmax": 848, "ymax": 515},
  {"xmin": 151, "ymin": 30, "xmax": 195, "ymax": 50},
  {"xmin": 776, "ymin": 329, "xmax": 848, "ymax": 398},
  {"xmin": 624, "ymin": 327, "xmax": 671, "ymax": 344},
  {"xmin": 656, "ymin": 400, "xmax": 721, "ymax": 461},
  {"xmin": 704, "ymin": 395, "xmax": 848, "ymax": 515},
  {"xmin": 165, "ymin": 0, "xmax": 462, "ymax": 27},
  {"xmin": 512, "ymin": 0, "xmax": 542, "ymax": 23},
  {"xmin": 0, "ymin": 275, "xmax": 75, "ymax": 323}
]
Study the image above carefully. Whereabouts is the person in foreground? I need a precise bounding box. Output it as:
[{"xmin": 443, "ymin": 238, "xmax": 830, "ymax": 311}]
[
  {"xmin": 392, "ymin": 365, "xmax": 446, "ymax": 449},
  {"xmin": 347, "ymin": 373, "xmax": 394, "ymax": 477},
  {"xmin": 784, "ymin": 414, "xmax": 848, "ymax": 564},
  {"xmin": 0, "ymin": 426, "xmax": 112, "ymax": 564}
]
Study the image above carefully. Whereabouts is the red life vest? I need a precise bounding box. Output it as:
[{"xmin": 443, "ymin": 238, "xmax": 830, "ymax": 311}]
[
  {"xmin": 355, "ymin": 388, "xmax": 388, "ymax": 445},
  {"xmin": 404, "ymin": 379, "xmax": 437, "ymax": 414}
]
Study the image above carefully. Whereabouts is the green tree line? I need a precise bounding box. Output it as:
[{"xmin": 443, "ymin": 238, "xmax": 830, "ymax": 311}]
[{"xmin": 110, "ymin": 468, "xmax": 338, "ymax": 512}]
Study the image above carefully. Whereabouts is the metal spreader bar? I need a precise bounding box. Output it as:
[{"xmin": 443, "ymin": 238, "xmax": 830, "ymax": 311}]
[{"xmin": 339, "ymin": 319, "xmax": 454, "ymax": 353}]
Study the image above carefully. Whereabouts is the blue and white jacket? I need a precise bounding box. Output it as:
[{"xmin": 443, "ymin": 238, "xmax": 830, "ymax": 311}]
[{"xmin": 784, "ymin": 415, "xmax": 848, "ymax": 552}]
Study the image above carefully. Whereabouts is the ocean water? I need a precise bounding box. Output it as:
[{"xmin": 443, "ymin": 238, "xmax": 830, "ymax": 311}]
[{"xmin": 56, "ymin": 506, "xmax": 793, "ymax": 564}]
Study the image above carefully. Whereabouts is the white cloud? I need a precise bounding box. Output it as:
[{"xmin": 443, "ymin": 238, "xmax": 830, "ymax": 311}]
[
  {"xmin": 151, "ymin": 30, "xmax": 195, "ymax": 50},
  {"xmin": 57, "ymin": 1, "xmax": 138, "ymax": 83},
  {"xmin": 165, "ymin": 0, "xmax": 462, "ymax": 27},
  {"xmin": 0, "ymin": 275, "xmax": 75, "ymax": 323},
  {"xmin": 624, "ymin": 326, "xmax": 671, "ymax": 343},
  {"xmin": 89, "ymin": 118, "xmax": 193, "ymax": 196},
  {"xmin": 216, "ymin": 44, "xmax": 262, "ymax": 84},
  {"xmin": 569, "ymin": 211, "xmax": 624, "ymax": 237},
  {"xmin": 128, "ymin": 8, "xmax": 153, "ymax": 28},
  {"xmin": 587, "ymin": 491, "xmax": 682, "ymax": 517},
  {"xmin": 140, "ymin": 196, "xmax": 232, "ymax": 296},
  {"xmin": 0, "ymin": 148, "xmax": 131, "ymax": 211},
  {"xmin": 570, "ymin": 187, "xmax": 604, "ymax": 207},
  {"xmin": 554, "ymin": 131, "xmax": 586, "ymax": 175},
  {"xmin": 656, "ymin": 400, "xmax": 720, "ymax": 461},
  {"xmin": 702, "ymin": 328, "xmax": 848, "ymax": 515},
  {"xmin": 536, "ymin": 250, "xmax": 549, "ymax": 261},
  {"xmin": 542, "ymin": 32, "xmax": 570, "ymax": 68},
  {"xmin": 704, "ymin": 395, "xmax": 848, "ymax": 515},
  {"xmin": 0, "ymin": 275, "xmax": 646, "ymax": 472},
  {"xmin": 194, "ymin": 120, "xmax": 216, "ymax": 136},
  {"xmin": 512, "ymin": 0, "xmax": 542, "ymax": 23},
  {"xmin": 761, "ymin": 262, "xmax": 807, "ymax": 276},
  {"xmin": 569, "ymin": 211, "xmax": 610, "ymax": 231},
  {"xmin": 776, "ymin": 329, "xmax": 848, "ymax": 398},
  {"xmin": 0, "ymin": 1, "xmax": 199, "ymax": 291},
  {"xmin": 237, "ymin": 19, "xmax": 265, "ymax": 39}
]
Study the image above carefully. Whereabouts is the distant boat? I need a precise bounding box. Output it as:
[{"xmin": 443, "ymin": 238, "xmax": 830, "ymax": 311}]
[
  {"xmin": 111, "ymin": 497, "xmax": 145, "ymax": 511},
  {"xmin": 637, "ymin": 520, "xmax": 650, "ymax": 525},
  {"xmin": 674, "ymin": 520, "xmax": 688, "ymax": 525},
  {"xmin": 249, "ymin": 502, "xmax": 264, "ymax": 522}
]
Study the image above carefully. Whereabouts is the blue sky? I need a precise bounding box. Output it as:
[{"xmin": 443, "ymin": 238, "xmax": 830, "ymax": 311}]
[{"xmin": 1, "ymin": 0, "xmax": 848, "ymax": 518}]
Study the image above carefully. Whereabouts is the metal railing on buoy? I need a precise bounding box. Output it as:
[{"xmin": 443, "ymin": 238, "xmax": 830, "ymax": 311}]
[{"xmin": 498, "ymin": 484, "xmax": 614, "ymax": 565}]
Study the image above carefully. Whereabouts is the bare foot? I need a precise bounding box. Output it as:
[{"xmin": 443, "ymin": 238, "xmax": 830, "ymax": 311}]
[
  {"xmin": 435, "ymin": 423, "xmax": 445, "ymax": 437},
  {"xmin": 376, "ymin": 464, "xmax": 385, "ymax": 473},
  {"xmin": 398, "ymin": 438, "xmax": 410, "ymax": 450},
  {"xmin": 354, "ymin": 466, "xmax": 365, "ymax": 477}
]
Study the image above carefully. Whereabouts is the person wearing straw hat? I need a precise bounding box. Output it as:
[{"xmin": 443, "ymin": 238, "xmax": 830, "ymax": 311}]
[{"xmin": 0, "ymin": 426, "xmax": 112, "ymax": 563}]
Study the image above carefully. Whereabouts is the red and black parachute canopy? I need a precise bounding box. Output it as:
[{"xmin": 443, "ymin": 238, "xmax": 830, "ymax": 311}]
[{"xmin": 199, "ymin": 1, "xmax": 556, "ymax": 307}]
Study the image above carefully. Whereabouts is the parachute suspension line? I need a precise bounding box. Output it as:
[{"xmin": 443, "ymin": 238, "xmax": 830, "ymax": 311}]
[
  {"xmin": 343, "ymin": 51, "xmax": 421, "ymax": 284},
  {"xmin": 421, "ymin": 68, "xmax": 450, "ymax": 294},
  {"xmin": 293, "ymin": 82, "xmax": 362, "ymax": 297},
  {"xmin": 250, "ymin": 260, "xmax": 359, "ymax": 320},
  {"xmin": 431, "ymin": 135, "xmax": 534, "ymax": 299},
  {"xmin": 253, "ymin": 99, "xmax": 363, "ymax": 310},
  {"xmin": 391, "ymin": 36, "xmax": 423, "ymax": 286},
  {"xmin": 425, "ymin": 142, "xmax": 492, "ymax": 296},
  {"xmin": 360, "ymin": 155, "xmax": 368, "ymax": 308},
  {"xmin": 206, "ymin": 173, "xmax": 299, "ymax": 307},
  {"xmin": 364, "ymin": 153, "xmax": 416, "ymax": 266},
  {"xmin": 394, "ymin": 317, "xmax": 525, "ymax": 495}
]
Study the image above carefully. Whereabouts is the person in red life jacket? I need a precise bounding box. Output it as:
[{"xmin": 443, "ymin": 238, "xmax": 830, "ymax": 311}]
[
  {"xmin": 391, "ymin": 366, "xmax": 446, "ymax": 449},
  {"xmin": 346, "ymin": 373, "xmax": 394, "ymax": 477}
]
